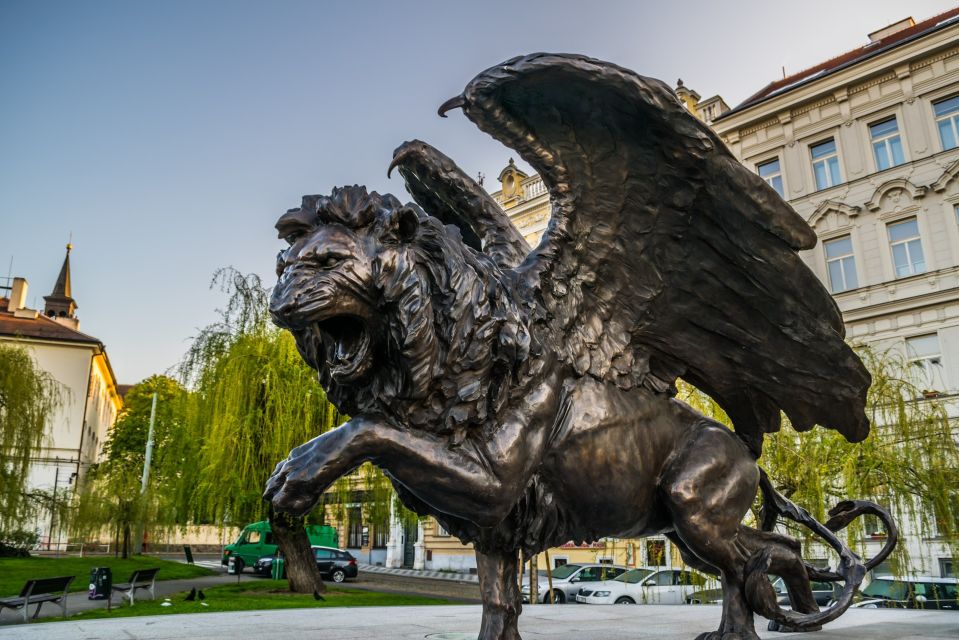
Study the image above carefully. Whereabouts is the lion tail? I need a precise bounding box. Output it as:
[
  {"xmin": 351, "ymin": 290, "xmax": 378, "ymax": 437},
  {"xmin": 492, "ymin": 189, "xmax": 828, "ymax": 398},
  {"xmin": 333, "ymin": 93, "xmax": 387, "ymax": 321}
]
[{"xmin": 744, "ymin": 470, "xmax": 898, "ymax": 631}]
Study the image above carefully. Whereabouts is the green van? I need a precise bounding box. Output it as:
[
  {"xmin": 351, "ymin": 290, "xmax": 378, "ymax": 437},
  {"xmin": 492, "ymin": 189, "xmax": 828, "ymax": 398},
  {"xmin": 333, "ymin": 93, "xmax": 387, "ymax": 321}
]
[{"xmin": 222, "ymin": 520, "xmax": 338, "ymax": 573}]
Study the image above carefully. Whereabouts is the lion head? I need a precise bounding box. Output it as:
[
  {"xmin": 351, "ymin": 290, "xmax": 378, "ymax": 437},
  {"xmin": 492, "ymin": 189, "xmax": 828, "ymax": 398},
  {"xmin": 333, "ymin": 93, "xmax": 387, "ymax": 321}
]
[{"xmin": 270, "ymin": 185, "xmax": 529, "ymax": 433}]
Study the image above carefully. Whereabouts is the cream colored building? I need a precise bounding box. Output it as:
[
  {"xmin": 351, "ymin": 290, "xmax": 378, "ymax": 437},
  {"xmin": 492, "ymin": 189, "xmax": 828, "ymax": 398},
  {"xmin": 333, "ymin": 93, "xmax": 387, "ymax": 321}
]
[
  {"xmin": 402, "ymin": 11, "xmax": 959, "ymax": 579},
  {"xmin": 0, "ymin": 245, "xmax": 122, "ymax": 549},
  {"xmin": 711, "ymin": 11, "xmax": 959, "ymax": 579}
]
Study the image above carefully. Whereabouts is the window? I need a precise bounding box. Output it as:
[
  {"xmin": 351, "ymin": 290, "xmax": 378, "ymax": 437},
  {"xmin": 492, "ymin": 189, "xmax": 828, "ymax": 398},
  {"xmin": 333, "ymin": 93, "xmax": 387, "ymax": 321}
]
[
  {"xmin": 649, "ymin": 570, "xmax": 674, "ymax": 587},
  {"xmin": 435, "ymin": 521, "xmax": 450, "ymax": 537},
  {"xmin": 314, "ymin": 549, "xmax": 334, "ymax": 560},
  {"xmin": 864, "ymin": 514, "xmax": 884, "ymax": 536},
  {"xmin": 601, "ymin": 566, "xmax": 625, "ymax": 580},
  {"xmin": 824, "ymin": 235, "xmax": 858, "ymax": 292},
  {"xmin": 347, "ymin": 507, "xmax": 363, "ymax": 548},
  {"xmin": 373, "ymin": 524, "xmax": 388, "ymax": 548},
  {"xmin": 906, "ymin": 333, "xmax": 945, "ymax": 392},
  {"xmin": 758, "ymin": 158, "xmax": 784, "ymax": 197},
  {"xmin": 576, "ymin": 567, "xmax": 602, "ymax": 582},
  {"xmin": 811, "ymin": 139, "xmax": 841, "ymax": 189},
  {"xmin": 934, "ymin": 95, "xmax": 959, "ymax": 150},
  {"xmin": 869, "ymin": 117, "xmax": 904, "ymax": 170},
  {"xmin": 887, "ymin": 218, "xmax": 925, "ymax": 277},
  {"xmin": 645, "ymin": 539, "xmax": 666, "ymax": 566},
  {"xmin": 553, "ymin": 557, "xmax": 568, "ymax": 568},
  {"xmin": 245, "ymin": 531, "xmax": 262, "ymax": 544},
  {"xmin": 941, "ymin": 558, "xmax": 955, "ymax": 578}
]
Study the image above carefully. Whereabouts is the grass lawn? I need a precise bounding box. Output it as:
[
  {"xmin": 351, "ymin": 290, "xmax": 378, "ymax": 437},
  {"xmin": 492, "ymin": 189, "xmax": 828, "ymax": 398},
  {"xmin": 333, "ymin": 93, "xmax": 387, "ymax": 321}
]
[
  {"xmin": 0, "ymin": 555, "xmax": 213, "ymax": 596},
  {"xmin": 62, "ymin": 579, "xmax": 460, "ymax": 620}
]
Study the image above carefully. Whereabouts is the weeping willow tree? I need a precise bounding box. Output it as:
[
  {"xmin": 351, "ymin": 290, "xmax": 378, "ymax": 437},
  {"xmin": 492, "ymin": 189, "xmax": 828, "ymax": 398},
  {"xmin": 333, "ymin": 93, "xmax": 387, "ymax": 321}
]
[
  {"xmin": 177, "ymin": 268, "xmax": 361, "ymax": 592},
  {"xmin": 73, "ymin": 375, "xmax": 188, "ymax": 557},
  {"xmin": 0, "ymin": 343, "xmax": 64, "ymax": 547},
  {"xmin": 678, "ymin": 343, "xmax": 959, "ymax": 573}
]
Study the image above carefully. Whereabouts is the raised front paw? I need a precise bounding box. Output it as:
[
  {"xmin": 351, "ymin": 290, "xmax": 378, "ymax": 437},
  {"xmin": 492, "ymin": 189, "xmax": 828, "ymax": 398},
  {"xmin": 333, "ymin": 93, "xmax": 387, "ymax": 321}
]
[{"xmin": 263, "ymin": 440, "xmax": 335, "ymax": 516}]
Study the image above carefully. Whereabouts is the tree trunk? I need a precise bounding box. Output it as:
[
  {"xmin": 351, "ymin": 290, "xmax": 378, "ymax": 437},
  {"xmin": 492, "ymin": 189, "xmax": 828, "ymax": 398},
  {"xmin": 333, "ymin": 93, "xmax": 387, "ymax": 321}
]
[
  {"xmin": 269, "ymin": 507, "xmax": 326, "ymax": 594},
  {"xmin": 121, "ymin": 524, "xmax": 130, "ymax": 559}
]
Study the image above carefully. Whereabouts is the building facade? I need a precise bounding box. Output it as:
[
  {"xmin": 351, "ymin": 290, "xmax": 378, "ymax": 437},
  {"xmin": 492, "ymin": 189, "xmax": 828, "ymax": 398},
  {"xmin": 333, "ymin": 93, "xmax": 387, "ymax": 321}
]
[
  {"xmin": 0, "ymin": 245, "xmax": 122, "ymax": 549},
  {"xmin": 384, "ymin": 11, "xmax": 959, "ymax": 579},
  {"xmin": 712, "ymin": 10, "xmax": 959, "ymax": 578}
]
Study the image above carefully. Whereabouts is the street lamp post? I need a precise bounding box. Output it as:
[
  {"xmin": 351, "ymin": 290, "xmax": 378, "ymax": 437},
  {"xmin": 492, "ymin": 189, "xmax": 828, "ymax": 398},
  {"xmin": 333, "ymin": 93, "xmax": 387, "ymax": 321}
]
[{"xmin": 134, "ymin": 393, "xmax": 157, "ymax": 555}]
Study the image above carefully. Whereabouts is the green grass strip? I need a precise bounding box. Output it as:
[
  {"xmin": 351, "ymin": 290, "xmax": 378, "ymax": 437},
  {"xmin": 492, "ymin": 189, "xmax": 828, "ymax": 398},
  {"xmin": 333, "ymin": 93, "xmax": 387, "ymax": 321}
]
[
  {"xmin": 0, "ymin": 556, "xmax": 213, "ymax": 596},
  {"xmin": 59, "ymin": 580, "xmax": 460, "ymax": 621}
]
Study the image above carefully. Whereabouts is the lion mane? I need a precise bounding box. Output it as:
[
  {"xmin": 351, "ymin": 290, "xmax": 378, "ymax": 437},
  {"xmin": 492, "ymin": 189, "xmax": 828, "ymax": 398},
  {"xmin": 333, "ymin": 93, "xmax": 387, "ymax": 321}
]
[{"xmin": 282, "ymin": 186, "xmax": 531, "ymax": 439}]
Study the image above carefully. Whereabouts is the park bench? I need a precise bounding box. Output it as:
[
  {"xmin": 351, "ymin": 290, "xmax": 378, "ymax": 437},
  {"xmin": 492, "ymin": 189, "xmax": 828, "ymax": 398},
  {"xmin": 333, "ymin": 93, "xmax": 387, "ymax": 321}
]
[
  {"xmin": 0, "ymin": 575, "xmax": 75, "ymax": 622},
  {"xmin": 112, "ymin": 568, "xmax": 160, "ymax": 605}
]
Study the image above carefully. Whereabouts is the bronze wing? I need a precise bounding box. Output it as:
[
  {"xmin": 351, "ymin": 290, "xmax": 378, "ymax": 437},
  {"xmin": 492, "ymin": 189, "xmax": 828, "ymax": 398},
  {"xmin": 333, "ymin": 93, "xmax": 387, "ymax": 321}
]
[{"xmin": 446, "ymin": 53, "xmax": 870, "ymax": 455}]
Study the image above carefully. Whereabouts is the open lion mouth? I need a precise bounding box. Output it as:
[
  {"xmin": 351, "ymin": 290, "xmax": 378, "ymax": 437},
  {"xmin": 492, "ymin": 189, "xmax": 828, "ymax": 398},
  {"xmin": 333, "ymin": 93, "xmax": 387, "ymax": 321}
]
[{"xmin": 316, "ymin": 315, "xmax": 374, "ymax": 383}]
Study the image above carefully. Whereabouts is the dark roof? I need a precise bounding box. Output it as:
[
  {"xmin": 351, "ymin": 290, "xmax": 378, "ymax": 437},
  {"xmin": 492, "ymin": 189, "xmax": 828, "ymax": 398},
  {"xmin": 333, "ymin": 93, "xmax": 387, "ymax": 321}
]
[
  {"xmin": 0, "ymin": 299, "xmax": 102, "ymax": 346},
  {"xmin": 117, "ymin": 384, "xmax": 134, "ymax": 399},
  {"xmin": 720, "ymin": 8, "xmax": 959, "ymax": 118}
]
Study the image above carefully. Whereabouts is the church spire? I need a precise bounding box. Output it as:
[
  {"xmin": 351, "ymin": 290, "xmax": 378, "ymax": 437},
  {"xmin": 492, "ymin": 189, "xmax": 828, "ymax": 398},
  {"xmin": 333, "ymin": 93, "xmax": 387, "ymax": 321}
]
[{"xmin": 43, "ymin": 243, "xmax": 77, "ymax": 319}]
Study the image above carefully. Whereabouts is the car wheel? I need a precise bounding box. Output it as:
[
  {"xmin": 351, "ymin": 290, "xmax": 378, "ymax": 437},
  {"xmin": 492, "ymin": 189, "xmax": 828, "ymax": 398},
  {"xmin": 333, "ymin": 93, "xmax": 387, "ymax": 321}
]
[
  {"xmin": 547, "ymin": 590, "xmax": 565, "ymax": 604},
  {"xmin": 233, "ymin": 558, "xmax": 245, "ymax": 574},
  {"xmin": 331, "ymin": 569, "xmax": 346, "ymax": 583},
  {"xmin": 615, "ymin": 596, "xmax": 635, "ymax": 604}
]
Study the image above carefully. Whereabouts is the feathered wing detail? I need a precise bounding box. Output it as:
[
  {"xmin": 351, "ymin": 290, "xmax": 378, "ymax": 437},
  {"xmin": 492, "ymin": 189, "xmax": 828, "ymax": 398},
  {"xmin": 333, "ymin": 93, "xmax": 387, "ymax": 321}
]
[
  {"xmin": 453, "ymin": 53, "xmax": 870, "ymax": 454},
  {"xmin": 389, "ymin": 140, "xmax": 530, "ymax": 269}
]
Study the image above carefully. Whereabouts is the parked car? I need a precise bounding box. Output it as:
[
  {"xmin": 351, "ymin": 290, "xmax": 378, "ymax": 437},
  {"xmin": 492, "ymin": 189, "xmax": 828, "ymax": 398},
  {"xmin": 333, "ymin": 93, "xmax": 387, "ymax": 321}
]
[
  {"xmin": 222, "ymin": 520, "xmax": 338, "ymax": 573},
  {"xmin": 253, "ymin": 546, "xmax": 358, "ymax": 582},
  {"xmin": 521, "ymin": 563, "xmax": 627, "ymax": 603},
  {"xmin": 850, "ymin": 575, "xmax": 958, "ymax": 610},
  {"xmin": 771, "ymin": 576, "xmax": 838, "ymax": 607},
  {"xmin": 576, "ymin": 567, "xmax": 716, "ymax": 605}
]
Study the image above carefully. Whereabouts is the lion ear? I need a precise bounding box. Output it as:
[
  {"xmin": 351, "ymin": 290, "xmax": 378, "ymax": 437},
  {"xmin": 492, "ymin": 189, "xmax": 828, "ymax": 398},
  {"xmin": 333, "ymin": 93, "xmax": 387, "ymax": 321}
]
[{"xmin": 389, "ymin": 206, "xmax": 420, "ymax": 243}]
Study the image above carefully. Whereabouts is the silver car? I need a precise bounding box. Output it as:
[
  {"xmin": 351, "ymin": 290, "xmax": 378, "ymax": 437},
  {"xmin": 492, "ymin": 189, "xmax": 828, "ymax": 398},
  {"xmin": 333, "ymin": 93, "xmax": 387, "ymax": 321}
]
[{"xmin": 521, "ymin": 563, "xmax": 627, "ymax": 603}]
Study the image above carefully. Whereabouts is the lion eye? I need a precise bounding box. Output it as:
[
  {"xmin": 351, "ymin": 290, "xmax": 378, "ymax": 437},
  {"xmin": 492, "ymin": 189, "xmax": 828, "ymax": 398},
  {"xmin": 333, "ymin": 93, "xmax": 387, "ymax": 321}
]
[
  {"xmin": 285, "ymin": 232, "xmax": 302, "ymax": 246},
  {"xmin": 319, "ymin": 255, "xmax": 345, "ymax": 269}
]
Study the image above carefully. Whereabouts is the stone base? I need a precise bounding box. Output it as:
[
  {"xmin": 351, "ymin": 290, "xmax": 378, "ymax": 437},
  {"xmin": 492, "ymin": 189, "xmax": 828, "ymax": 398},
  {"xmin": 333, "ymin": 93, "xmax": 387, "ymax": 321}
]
[{"xmin": 6, "ymin": 604, "xmax": 957, "ymax": 639}]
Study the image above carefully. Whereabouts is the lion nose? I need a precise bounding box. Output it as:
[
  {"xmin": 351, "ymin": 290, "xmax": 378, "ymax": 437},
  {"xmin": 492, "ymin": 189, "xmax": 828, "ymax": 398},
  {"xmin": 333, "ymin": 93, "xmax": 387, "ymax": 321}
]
[{"xmin": 268, "ymin": 293, "xmax": 297, "ymax": 326}]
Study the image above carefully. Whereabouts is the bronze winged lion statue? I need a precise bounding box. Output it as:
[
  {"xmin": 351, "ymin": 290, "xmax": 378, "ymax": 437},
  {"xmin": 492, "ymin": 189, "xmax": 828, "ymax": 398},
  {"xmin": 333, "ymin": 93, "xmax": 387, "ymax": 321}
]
[{"xmin": 264, "ymin": 54, "xmax": 897, "ymax": 640}]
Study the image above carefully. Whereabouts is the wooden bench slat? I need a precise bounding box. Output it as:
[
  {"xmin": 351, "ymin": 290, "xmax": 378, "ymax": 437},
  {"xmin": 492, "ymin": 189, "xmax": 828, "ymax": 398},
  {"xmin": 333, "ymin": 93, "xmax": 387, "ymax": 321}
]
[{"xmin": 0, "ymin": 575, "xmax": 75, "ymax": 622}]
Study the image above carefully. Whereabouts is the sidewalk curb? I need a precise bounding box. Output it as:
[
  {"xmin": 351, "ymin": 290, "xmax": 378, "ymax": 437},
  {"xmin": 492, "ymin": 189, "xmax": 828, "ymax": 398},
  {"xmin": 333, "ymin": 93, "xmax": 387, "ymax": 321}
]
[{"xmin": 358, "ymin": 563, "xmax": 479, "ymax": 583}]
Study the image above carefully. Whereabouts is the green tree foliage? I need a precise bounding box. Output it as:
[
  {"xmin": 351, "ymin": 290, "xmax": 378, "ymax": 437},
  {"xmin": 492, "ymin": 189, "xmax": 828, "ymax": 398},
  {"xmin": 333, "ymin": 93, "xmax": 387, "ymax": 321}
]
[
  {"xmin": 73, "ymin": 375, "xmax": 187, "ymax": 557},
  {"xmin": 177, "ymin": 268, "xmax": 345, "ymax": 527},
  {"xmin": 677, "ymin": 344, "xmax": 959, "ymax": 571},
  {"xmin": 0, "ymin": 343, "xmax": 63, "ymax": 534}
]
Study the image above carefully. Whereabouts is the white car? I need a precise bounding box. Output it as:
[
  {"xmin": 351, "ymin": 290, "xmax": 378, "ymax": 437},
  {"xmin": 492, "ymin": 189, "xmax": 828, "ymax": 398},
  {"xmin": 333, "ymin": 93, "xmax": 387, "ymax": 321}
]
[
  {"xmin": 521, "ymin": 563, "xmax": 627, "ymax": 603},
  {"xmin": 575, "ymin": 567, "xmax": 716, "ymax": 605}
]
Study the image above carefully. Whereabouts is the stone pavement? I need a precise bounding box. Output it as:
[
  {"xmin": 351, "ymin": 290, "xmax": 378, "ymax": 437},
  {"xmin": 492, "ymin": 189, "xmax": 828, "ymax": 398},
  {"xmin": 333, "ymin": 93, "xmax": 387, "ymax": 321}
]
[{"xmin": 3, "ymin": 604, "xmax": 957, "ymax": 639}]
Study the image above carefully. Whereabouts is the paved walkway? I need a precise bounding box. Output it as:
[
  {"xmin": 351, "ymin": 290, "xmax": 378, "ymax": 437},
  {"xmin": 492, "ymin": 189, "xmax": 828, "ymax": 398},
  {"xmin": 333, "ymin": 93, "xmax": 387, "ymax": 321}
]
[{"xmin": 2, "ymin": 604, "xmax": 957, "ymax": 639}]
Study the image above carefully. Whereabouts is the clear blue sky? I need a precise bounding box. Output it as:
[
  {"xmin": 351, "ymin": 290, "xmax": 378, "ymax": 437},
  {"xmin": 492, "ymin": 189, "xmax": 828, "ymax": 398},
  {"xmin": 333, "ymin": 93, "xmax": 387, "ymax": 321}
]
[{"xmin": 2, "ymin": 0, "xmax": 954, "ymax": 384}]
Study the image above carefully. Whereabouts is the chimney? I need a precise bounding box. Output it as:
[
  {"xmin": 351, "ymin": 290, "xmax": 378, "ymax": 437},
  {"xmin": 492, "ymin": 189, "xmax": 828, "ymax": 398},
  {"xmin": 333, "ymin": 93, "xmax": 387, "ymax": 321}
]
[
  {"xmin": 868, "ymin": 17, "xmax": 915, "ymax": 43},
  {"xmin": 7, "ymin": 277, "xmax": 27, "ymax": 312}
]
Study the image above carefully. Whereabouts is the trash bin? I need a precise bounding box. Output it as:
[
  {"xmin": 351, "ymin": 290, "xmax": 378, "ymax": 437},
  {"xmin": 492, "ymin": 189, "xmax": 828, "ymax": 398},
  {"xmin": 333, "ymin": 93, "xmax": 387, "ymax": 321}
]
[
  {"xmin": 271, "ymin": 556, "xmax": 285, "ymax": 580},
  {"xmin": 89, "ymin": 567, "xmax": 112, "ymax": 600}
]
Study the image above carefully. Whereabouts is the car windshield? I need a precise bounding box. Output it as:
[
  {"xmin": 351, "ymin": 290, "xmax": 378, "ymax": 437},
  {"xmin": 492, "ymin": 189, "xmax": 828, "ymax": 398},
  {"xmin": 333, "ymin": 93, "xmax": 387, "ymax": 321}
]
[
  {"xmin": 613, "ymin": 569, "xmax": 654, "ymax": 584},
  {"xmin": 549, "ymin": 564, "xmax": 581, "ymax": 580},
  {"xmin": 861, "ymin": 579, "xmax": 908, "ymax": 601}
]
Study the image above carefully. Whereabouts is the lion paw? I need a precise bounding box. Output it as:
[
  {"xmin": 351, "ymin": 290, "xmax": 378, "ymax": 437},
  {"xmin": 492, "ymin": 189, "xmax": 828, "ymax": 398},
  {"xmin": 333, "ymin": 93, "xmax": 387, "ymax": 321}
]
[{"xmin": 262, "ymin": 445, "xmax": 329, "ymax": 516}]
